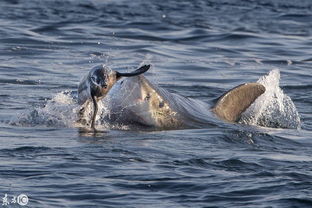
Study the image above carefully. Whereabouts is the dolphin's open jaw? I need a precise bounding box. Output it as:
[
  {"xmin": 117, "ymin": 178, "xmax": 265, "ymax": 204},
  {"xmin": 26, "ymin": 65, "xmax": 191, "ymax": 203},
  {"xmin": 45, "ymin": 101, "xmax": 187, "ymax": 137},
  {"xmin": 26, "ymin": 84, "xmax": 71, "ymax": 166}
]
[{"xmin": 90, "ymin": 65, "xmax": 150, "ymax": 129}]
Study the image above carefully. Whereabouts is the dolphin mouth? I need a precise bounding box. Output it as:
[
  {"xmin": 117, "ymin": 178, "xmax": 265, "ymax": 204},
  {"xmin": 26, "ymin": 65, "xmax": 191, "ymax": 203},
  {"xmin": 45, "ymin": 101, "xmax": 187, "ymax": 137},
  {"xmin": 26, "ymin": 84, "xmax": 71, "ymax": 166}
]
[{"xmin": 90, "ymin": 64, "xmax": 150, "ymax": 130}]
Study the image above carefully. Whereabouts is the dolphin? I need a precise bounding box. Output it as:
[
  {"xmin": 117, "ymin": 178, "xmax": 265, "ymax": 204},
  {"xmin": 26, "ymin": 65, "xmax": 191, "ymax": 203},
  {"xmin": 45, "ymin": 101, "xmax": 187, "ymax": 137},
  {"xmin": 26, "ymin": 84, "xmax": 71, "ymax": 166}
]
[
  {"xmin": 77, "ymin": 64, "xmax": 266, "ymax": 130},
  {"xmin": 104, "ymin": 75, "xmax": 265, "ymax": 129}
]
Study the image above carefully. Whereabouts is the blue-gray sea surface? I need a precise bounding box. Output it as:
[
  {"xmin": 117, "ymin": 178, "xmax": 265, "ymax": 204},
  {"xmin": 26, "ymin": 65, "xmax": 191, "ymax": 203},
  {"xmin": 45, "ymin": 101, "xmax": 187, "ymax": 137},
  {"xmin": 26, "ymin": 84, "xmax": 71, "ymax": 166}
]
[{"xmin": 0, "ymin": 0, "xmax": 312, "ymax": 207}]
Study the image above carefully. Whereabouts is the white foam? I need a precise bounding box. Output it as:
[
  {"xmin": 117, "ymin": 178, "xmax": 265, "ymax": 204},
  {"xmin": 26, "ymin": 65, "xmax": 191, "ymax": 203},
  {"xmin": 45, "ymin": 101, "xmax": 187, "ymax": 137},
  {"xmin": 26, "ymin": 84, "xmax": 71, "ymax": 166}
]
[
  {"xmin": 10, "ymin": 91, "xmax": 80, "ymax": 128},
  {"xmin": 10, "ymin": 91, "xmax": 130, "ymax": 130},
  {"xmin": 239, "ymin": 69, "xmax": 301, "ymax": 129}
]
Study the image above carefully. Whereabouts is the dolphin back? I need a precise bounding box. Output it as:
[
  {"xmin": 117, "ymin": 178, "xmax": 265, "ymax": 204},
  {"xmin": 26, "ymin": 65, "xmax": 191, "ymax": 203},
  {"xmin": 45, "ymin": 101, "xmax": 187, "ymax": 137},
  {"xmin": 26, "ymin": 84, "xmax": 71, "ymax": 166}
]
[
  {"xmin": 105, "ymin": 75, "xmax": 215, "ymax": 129},
  {"xmin": 212, "ymin": 83, "xmax": 265, "ymax": 122}
]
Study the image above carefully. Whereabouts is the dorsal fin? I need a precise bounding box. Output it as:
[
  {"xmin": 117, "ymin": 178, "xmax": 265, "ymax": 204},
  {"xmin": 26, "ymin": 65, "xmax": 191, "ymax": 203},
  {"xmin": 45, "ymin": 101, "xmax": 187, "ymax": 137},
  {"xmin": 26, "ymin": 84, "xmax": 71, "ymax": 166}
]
[{"xmin": 212, "ymin": 83, "xmax": 265, "ymax": 122}]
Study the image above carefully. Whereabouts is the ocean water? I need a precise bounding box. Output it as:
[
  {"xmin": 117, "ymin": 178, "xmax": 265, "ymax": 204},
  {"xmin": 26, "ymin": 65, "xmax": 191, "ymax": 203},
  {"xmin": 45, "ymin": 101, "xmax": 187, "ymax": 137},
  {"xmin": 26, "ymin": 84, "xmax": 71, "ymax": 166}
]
[{"xmin": 0, "ymin": 0, "xmax": 312, "ymax": 207}]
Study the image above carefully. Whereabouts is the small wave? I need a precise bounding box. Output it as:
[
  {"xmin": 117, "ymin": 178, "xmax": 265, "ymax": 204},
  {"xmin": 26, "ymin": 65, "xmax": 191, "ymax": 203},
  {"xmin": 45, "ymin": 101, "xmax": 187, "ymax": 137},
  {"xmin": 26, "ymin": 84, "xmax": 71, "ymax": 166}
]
[
  {"xmin": 239, "ymin": 69, "xmax": 301, "ymax": 129},
  {"xmin": 0, "ymin": 78, "xmax": 41, "ymax": 85},
  {"xmin": 0, "ymin": 146, "xmax": 51, "ymax": 156}
]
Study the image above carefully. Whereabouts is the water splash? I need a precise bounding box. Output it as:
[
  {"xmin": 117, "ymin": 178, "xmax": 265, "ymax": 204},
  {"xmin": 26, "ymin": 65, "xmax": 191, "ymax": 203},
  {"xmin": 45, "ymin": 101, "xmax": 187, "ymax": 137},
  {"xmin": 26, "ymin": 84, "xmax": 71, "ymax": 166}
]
[
  {"xmin": 10, "ymin": 91, "xmax": 80, "ymax": 128},
  {"xmin": 10, "ymin": 91, "xmax": 129, "ymax": 130},
  {"xmin": 239, "ymin": 69, "xmax": 301, "ymax": 129}
]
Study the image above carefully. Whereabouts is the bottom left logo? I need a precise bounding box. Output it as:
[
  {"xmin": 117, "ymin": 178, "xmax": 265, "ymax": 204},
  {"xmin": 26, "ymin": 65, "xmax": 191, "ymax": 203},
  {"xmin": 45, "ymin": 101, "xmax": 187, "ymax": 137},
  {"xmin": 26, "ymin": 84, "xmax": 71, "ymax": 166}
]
[{"xmin": 2, "ymin": 193, "xmax": 29, "ymax": 206}]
